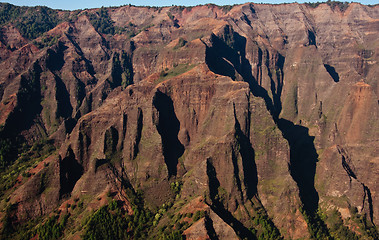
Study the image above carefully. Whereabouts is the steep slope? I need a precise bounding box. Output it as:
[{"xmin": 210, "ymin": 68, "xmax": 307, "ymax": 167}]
[{"xmin": 0, "ymin": 2, "xmax": 378, "ymax": 239}]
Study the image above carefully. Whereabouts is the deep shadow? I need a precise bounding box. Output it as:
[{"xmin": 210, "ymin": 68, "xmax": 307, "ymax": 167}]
[
  {"xmin": 206, "ymin": 158, "xmax": 257, "ymax": 239},
  {"xmin": 104, "ymin": 126, "xmax": 119, "ymax": 159},
  {"xmin": 307, "ymin": 30, "xmax": 317, "ymax": 46},
  {"xmin": 233, "ymin": 105, "xmax": 258, "ymax": 200},
  {"xmin": 152, "ymin": 90, "xmax": 184, "ymax": 178},
  {"xmin": 59, "ymin": 147, "xmax": 83, "ymax": 198},
  {"xmin": 277, "ymin": 119, "xmax": 319, "ymax": 213},
  {"xmin": 132, "ymin": 108, "xmax": 143, "ymax": 159},
  {"xmin": 54, "ymin": 74, "xmax": 73, "ymax": 119},
  {"xmin": 46, "ymin": 42, "xmax": 67, "ymax": 72},
  {"xmin": 363, "ymin": 184, "xmax": 374, "ymax": 224},
  {"xmin": 205, "ymin": 44, "xmax": 237, "ymax": 80},
  {"xmin": 204, "ymin": 213, "xmax": 219, "ymax": 240},
  {"xmin": 3, "ymin": 62, "xmax": 43, "ymax": 138},
  {"xmin": 324, "ymin": 64, "xmax": 339, "ymax": 82},
  {"xmin": 63, "ymin": 118, "xmax": 77, "ymax": 134}
]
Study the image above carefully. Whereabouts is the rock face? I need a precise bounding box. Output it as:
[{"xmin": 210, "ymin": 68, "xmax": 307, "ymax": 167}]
[{"xmin": 0, "ymin": 2, "xmax": 378, "ymax": 239}]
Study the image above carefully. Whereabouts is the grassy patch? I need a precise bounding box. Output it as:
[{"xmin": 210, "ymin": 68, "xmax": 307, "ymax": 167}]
[{"xmin": 156, "ymin": 64, "xmax": 197, "ymax": 84}]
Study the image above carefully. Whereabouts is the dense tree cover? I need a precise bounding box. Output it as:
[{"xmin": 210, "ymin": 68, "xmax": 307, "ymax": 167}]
[
  {"xmin": 88, "ymin": 7, "xmax": 115, "ymax": 35},
  {"xmin": 37, "ymin": 214, "xmax": 69, "ymax": 240},
  {"xmin": 250, "ymin": 206, "xmax": 283, "ymax": 240},
  {"xmin": 0, "ymin": 3, "xmax": 26, "ymax": 25},
  {"xmin": 253, "ymin": 214, "xmax": 282, "ymax": 240},
  {"xmin": 0, "ymin": 137, "xmax": 15, "ymax": 170},
  {"xmin": 15, "ymin": 7, "xmax": 59, "ymax": 40},
  {"xmin": 0, "ymin": 3, "xmax": 60, "ymax": 40},
  {"xmin": 82, "ymin": 200, "xmax": 154, "ymax": 240},
  {"xmin": 300, "ymin": 206, "xmax": 332, "ymax": 239}
]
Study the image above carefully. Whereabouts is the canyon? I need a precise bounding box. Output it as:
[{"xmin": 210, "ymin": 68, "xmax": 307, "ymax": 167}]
[{"xmin": 0, "ymin": 1, "xmax": 378, "ymax": 239}]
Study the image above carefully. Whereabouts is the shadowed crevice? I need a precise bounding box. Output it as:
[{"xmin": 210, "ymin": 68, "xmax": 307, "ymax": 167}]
[
  {"xmin": 324, "ymin": 64, "xmax": 339, "ymax": 82},
  {"xmin": 277, "ymin": 119, "xmax": 319, "ymax": 213},
  {"xmin": 204, "ymin": 213, "xmax": 219, "ymax": 240},
  {"xmin": 59, "ymin": 147, "xmax": 83, "ymax": 198},
  {"xmin": 153, "ymin": 90, "xmax": 184, "ymax": 178},
  {"xmin": 54, "ymin": 74, "xmax": 73, "ymax": 119},
  {"xmin": 132, "ymin": 108, "xmax": 143, "ymax": 159},
  {"xmin": 233, "ymin": 104, "xmax": 258, "ymax": 200}
]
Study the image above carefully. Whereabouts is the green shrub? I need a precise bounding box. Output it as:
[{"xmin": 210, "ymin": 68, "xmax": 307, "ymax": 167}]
[{"xmin": 88, "ymin": 7, "xmax": 115, "ymax": 35}]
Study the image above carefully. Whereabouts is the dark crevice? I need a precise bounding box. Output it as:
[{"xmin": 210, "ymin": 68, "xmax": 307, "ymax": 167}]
[
  {"xmin": 307, "ymin": 30, "xmax": 316, "ymax": 46},
  {"xmin": 363, "ymin": 185, "xmax": 374, "ymax": 224},
  {"xmin": 324, "ymin": 64, "xmax": 339, "ymax": 82},
  {"xmin": 277, "ymin": 119, "xmax": 319, "ymax": 214},
  {"xmin": 337, "ymin": 145, "xmax": 357, "ymax": 181},
  {"xmin": 231, "ymin": 148, "xmax": 244, "ymax": 202},
  {"xmin": 78, "ymin": 130, "xmax": 90, "ymax": 165},
  {"xmin": 233, "ymin": 104, "xmax": 258, "ymax": 200},
  {"xmin": 104, "ymin": 126, "xmax": 119, "ymax": 159},
  {"xmin": 59, "ymin": 147, "xmax": 83, "ymax": 198},
  {"xmin": 204, "ymin": 213, "xmax": 219, "ymax": 240},
  {"xmin": 46, "ymin": 42, "xmax": 67, "ymax": 72},
  {"xmin": 132, "ymin": 108, "xmax": 143, "ymax": 159},
  {"xmin": 206, "ymin": 158, "xmax": 257, "ymax": 240},
  {"xmin": 63, "ymin": 118, "xmax": 76, "ymax": 134},
  {"xmin": 265, "ymin": 50, "xmax": 284, "ymax": 119},
  {"xmin": 121, "ymin": 113, "xmax": 127, "ymax": 146},
  {"xmin": 54, "ymin": 74, "xmax": 73, "ymax": 119},
  {"xmin": 205, "ymin": 44, "xmax": 236, "ymax": 80},
  {"xmin": 109, "ymin": 50, "xmax": 134, "ymax": 89},
  {"xmin": 152, "ymin": 90, "xmax": 184, "ymax": 178}
]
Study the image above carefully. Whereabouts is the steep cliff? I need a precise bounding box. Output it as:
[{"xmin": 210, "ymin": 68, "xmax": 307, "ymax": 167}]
[{"xmin": 0, "ymin": 2, "xmax": 378, "ymax": 239}]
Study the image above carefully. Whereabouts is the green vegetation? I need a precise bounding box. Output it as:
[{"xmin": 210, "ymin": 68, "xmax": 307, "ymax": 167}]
[
  {"xmin": 167, "ymin": 12, "xmax": 174, "ymax": 21},
  {"xmin": 251, "ymin": 206, "xmax": 282, "ymax": 240},
  {"xmin": 193, "ymin": 210, "xmax": 206, "ymax": 221},
  {"xmin": 306, "ymin": 1, "xmax": 350, "ymax": 12},
  {"xmin": 33, "ymin": 34, "xmax": 60, "ymax": 49},
  {"xmin": 170, "ymin": 181, "xmax": 182, "ymax": 196},
  {"xmin": 157, "ymin": 63, "xmax": 197, "ymax": 83},
  {"xmin": 300, "ymin": 207, "xmax": 332, "ymax": 239},
  {"xmin": 0, "ymin": 203, "xmax": 42, "ymax": 240},
  {"xmin": 0, "ymin": 137, "xmax": 15, "ymax": 170},
  {"xmin": 88, "ymin": 7, "xmax": 115, "ymax": 35},
  {"xmin": 15, "ymin": 7, "xmax": 59, "ymax": 40},
  {"xmin": 82, "ymin": 200, "xmax": 154, "ymax": 239},
  {"xmin": 37, "ymin": 214, "xmax": 69, "ymax": 240},
  {"xmin": 0, "ymin": 3, "xmax": 60, "ymax": 40},
  {"xmin": 0, "ymin": 139, "xmax": 55, "ymax": 198},
  {"xmin": 0, "ymin": 3, "xmax": 26, "ymax": 25},
  {"xmin": 173, "ymin": 37, "xmax": 187, "ymax": 50},
  {"xmin": 348, "ymin": 206, "xmax": 379, "ymax": 239},
  {"xmin": 324, "ymin": 209, "xmax": 358, "ymax": 240}
]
